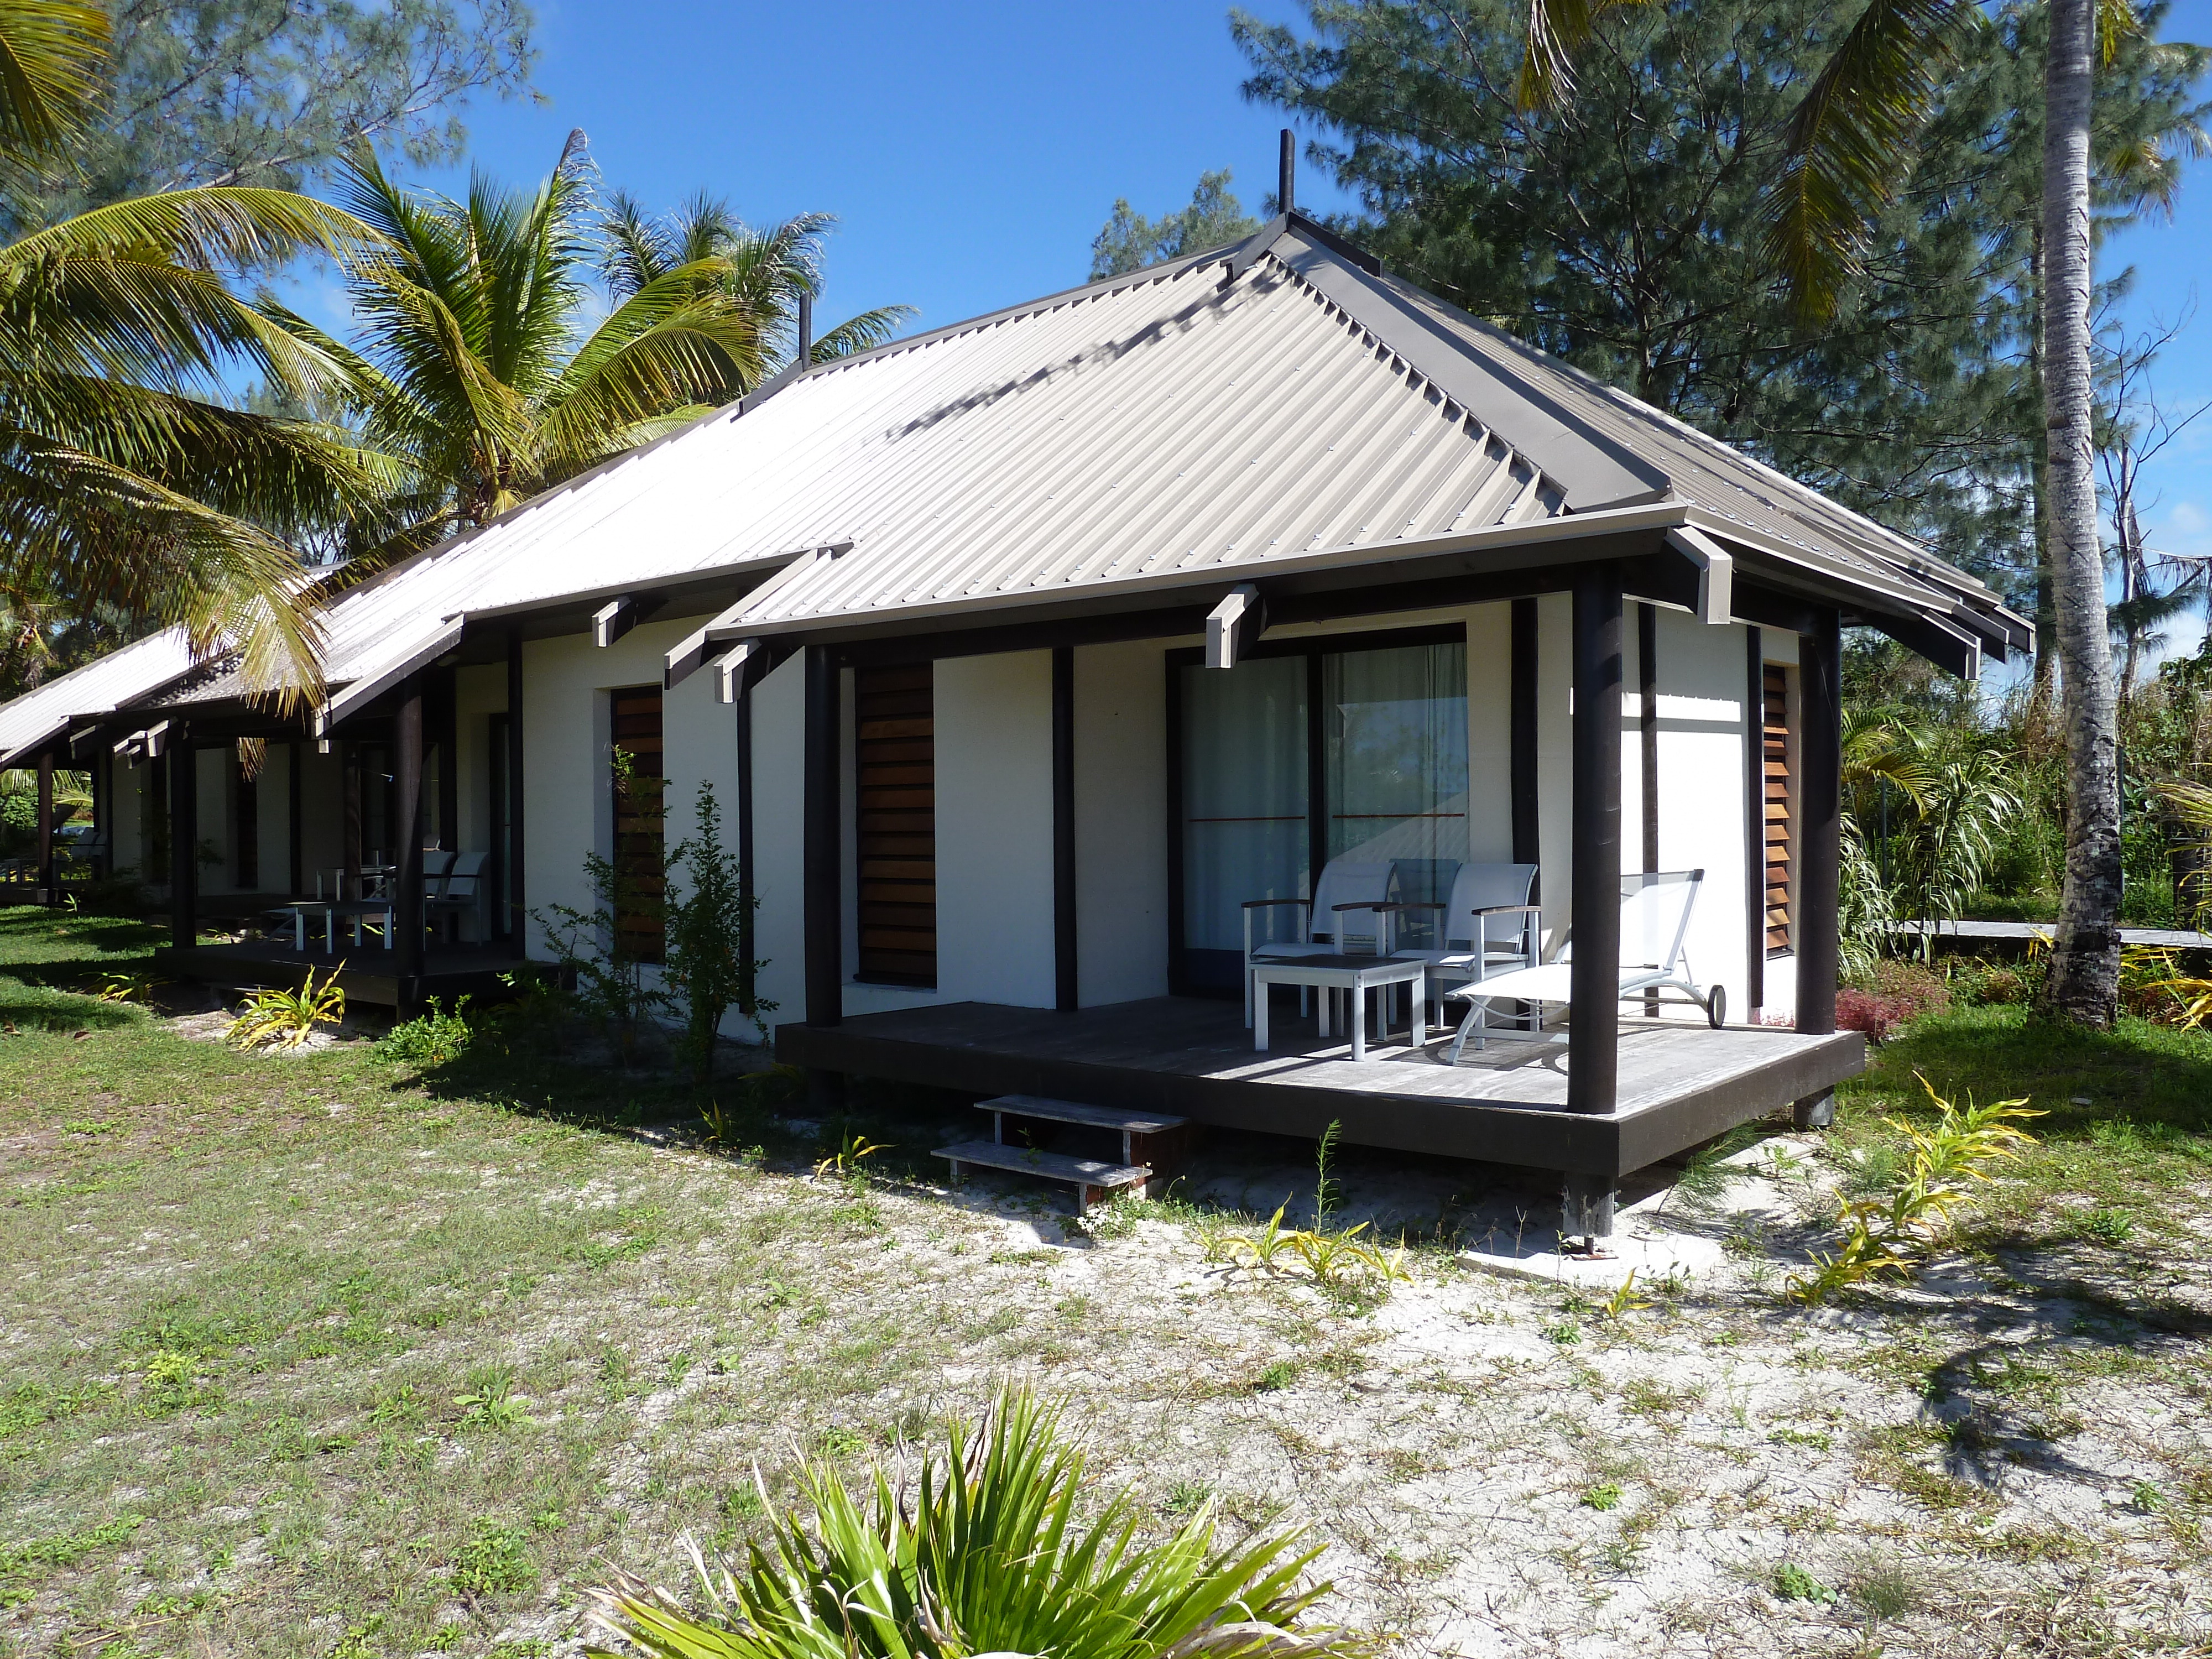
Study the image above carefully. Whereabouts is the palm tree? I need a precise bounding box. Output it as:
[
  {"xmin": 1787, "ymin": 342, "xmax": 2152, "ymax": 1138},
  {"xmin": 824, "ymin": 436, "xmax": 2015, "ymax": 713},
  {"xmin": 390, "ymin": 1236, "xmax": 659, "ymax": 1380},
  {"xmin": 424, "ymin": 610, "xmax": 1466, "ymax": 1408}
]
[
  {"xmin": 1519, "ymin": 0, "xmax": 2159, "ymax": 1024},
  {"xmin": 0, "ymin": 1, "xmax": 387, "ymax": 702},
  {"xmin": 276, "ymin": 144, "xmax": 913, "ymax": 555},
  {"xmin": 597, "ymin": 190, "xmax": 911, "ymax": 384}
]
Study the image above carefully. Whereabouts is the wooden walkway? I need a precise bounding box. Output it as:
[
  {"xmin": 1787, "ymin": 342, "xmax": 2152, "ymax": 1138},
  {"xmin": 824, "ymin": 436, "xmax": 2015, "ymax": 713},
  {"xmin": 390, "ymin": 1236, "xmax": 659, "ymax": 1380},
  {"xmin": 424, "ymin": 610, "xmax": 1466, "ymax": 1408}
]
[
  {"xmin": 778, "ymin": 997, "xmax": 1863, "ymax": 1178},
  {"xmin": 1900, "ymin": 919, "xmax": 2212, "ymax": 951},
  {"xmin": 155, "ymin": 940, "xmax": 524, "ymax": 1008}
]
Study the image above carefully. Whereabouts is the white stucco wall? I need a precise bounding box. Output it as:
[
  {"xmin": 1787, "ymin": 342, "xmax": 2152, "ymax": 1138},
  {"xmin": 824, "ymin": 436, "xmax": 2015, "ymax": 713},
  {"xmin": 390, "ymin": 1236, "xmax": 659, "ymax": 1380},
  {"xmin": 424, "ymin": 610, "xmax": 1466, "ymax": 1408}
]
[
  {"xmin": 1074, "ymin": 640, "xmax": 1168, "ymax": 1005},
  {"xmin": 932, "ymin": 651, "xmax": 1057, "ymax": 1008},
  {"xmin": 748, "ymin": 651, "xmax": 806, "ymax": 1031},
  {"xmin": 1534, "ymin": 591, "xmax": 1575, "ymax": 956},
  {"xmin": 1650, "ymin": 606, "xmax": 1755, "ymax": 1022},
  {"xmin": 453, "ymin": 663, "xmax": 507, "ymax": 856},
  {"xmin": 519, "ymin": 619, "xmax": 691, "ymax": 956}
]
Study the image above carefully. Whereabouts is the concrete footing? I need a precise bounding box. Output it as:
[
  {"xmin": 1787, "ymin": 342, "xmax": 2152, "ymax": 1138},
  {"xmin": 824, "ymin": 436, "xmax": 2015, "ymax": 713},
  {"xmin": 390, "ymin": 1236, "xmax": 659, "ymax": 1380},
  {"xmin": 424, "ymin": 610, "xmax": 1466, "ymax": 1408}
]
[{"xmin": 1792, "ymin": 1088, "xmax": 1837, "ymax": 1130}]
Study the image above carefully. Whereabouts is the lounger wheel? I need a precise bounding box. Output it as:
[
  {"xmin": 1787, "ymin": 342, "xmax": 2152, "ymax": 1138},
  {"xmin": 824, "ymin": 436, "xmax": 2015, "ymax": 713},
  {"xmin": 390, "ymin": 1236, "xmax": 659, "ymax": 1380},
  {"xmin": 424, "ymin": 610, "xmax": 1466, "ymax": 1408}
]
[{"xmin": 1706, "ymin": 985, "xmax": 1726, "ymax": 1029}]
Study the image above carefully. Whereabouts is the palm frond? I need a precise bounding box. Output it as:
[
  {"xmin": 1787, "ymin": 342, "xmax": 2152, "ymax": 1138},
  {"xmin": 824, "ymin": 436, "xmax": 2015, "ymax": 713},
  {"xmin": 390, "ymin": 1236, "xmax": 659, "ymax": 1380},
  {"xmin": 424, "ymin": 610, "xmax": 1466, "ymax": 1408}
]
[
  {"xmin": 1515, "ymin": 0, "xmax": 1656, "ymax": 110},
  {"xmin": 1757, "ymin": 0, "xmax": 1985, "ymax": 322},
  {"xmin": 2098, "ymin": 0, "xmax": 2143, "ymax": 65},
  {"xmin": 587, "ymin": 1390, "xmax": 1359, "ymax": 1659},
  {"xmin": 0, "ymin": 0, "xmax": 107, "ymax": 163},
  {"xmin": 4, "ymin": 186, "xmax": 381, "ymax": 272},
  {"xmin": 810, "ymin": 304, "xmax": 916, "ymax": 364},
  {"xmin": 0, "ymin": 432, "xmax": 326, "ymax": 703}
]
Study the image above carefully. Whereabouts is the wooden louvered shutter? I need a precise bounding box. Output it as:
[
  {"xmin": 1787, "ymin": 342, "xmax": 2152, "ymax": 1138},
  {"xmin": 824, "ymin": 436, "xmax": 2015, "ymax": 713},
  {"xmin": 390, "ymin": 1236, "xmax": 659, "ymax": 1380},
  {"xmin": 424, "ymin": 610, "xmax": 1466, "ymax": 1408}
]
[
  {"xmin": 610, "ymin": 686, "xmax": 666, "ymax": 964},
  {"xmin": 1762, "ymin": 665, "xmax": 1794, "ymax": 954},
  {"xmin": 855, "ymin": 665, "xmax": 936, "ymax": 985}
]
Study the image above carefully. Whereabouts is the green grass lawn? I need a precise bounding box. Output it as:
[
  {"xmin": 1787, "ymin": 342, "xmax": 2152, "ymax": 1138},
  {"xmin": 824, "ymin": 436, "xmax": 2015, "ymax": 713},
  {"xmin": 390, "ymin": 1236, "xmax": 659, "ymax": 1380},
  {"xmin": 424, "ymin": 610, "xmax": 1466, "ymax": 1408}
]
[{"xmin": 4, "ymin": 907, "xmax": 2211, "ymax": 1659}]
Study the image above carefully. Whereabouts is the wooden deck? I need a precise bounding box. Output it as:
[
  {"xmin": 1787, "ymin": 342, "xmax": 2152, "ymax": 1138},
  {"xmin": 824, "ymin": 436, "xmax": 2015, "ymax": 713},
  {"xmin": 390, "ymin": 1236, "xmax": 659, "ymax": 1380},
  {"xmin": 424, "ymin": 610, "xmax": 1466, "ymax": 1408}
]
[
  {"xmin": 154, "ymin": 938, "xmax": 525, "ymax": 1009},
  {"xmin": 778, "ymin": 996, "xmax": 1864, "ymax": 1178}
]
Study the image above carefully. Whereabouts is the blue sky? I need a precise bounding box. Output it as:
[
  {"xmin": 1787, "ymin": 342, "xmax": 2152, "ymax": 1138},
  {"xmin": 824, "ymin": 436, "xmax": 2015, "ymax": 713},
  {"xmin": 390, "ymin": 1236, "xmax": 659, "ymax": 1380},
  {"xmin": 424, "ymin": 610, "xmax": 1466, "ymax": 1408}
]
[{"xmin": 379, "ymin": 0, "xmax": 2212, "ymax": 639}]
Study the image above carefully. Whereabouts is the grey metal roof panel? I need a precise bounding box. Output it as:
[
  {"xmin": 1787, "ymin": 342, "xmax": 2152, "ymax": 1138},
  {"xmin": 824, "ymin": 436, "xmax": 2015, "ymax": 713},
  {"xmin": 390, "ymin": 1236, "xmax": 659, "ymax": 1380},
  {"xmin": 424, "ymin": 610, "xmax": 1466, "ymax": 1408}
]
[
  {"xmin": 713, "ymin": 255, "xmax": 1564, "ymax": 630},
  {"xmin": 1357, "ymin": 263, "xmax": 2017, "ymax": 615},
  {"xmin": 0, "ymin": 629, "xmax": 197, "ymax": 763}
]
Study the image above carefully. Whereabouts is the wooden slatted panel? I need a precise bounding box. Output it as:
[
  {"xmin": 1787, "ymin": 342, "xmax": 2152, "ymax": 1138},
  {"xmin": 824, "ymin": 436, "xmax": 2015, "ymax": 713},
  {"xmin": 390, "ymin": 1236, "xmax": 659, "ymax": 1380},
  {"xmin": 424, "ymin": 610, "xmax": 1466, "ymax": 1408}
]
[
  {"xmin": 1763, "ymin": 665, "xmax": 1793, "ymax": 954},
  {"xmin": 611, "ymin": 686, "xmax": 666, "ymax": 964},
  {"xmin": 857, "ymin": 663, "xmax": 936, "ymax": 985}
]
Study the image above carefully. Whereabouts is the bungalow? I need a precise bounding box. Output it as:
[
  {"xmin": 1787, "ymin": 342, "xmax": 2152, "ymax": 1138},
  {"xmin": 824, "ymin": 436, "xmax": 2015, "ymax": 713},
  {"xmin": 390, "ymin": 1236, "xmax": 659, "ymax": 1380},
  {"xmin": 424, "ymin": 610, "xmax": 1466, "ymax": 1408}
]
[{"xmin": 0, "ymin": 197, "xmax": 2025, "ymax": 1236}]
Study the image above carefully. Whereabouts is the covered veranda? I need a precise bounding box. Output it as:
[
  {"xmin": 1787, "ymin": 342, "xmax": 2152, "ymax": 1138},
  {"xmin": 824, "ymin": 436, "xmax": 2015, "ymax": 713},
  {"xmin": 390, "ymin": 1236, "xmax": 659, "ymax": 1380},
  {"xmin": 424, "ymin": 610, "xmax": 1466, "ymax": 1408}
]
[{"xmin": 751, "ymin": 510, "xmax": 1867, "ymax": 1229}]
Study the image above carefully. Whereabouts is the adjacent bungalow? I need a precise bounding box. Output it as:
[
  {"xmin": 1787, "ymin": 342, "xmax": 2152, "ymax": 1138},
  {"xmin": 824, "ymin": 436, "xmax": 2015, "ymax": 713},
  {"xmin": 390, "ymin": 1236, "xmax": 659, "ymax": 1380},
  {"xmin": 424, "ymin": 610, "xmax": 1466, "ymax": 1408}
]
[{"xmin": 0, "ymin": 206, "xmax": 2026, "ymax": 1234}]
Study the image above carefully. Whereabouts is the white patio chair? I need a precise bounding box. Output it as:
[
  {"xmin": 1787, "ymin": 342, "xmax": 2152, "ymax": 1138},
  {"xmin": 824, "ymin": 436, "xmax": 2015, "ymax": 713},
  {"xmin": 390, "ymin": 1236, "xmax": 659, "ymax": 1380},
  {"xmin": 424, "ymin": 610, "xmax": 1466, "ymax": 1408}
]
[
  {"xmin": 426, "ymin": 851, "xmax": 490, "ymax": 943},
  {"xmin": 1439, "ymin": 869, "xmax": 1726, "ymax": 1065},
  {"xmin": 1391, "ymin": 861, "xmax": 1540, "ymax": 1008},
  {"xmin": 1241, "ymin": 858, "xmax": 1403, "ymax": 1028}
]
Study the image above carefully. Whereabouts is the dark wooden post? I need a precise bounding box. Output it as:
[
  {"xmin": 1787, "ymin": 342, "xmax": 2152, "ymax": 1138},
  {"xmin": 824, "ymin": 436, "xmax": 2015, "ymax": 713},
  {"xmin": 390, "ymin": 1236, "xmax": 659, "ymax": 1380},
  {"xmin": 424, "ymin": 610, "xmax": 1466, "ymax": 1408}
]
[
  {"xmin": 168, "ymin": 731, "xmax": 197, "ymax": 949},
  {"xmin": 341, "ymin": 741, "xmax": 362, "ymax": 899},
  {"xmin": 35, "ymin": 749, "xmax": 54, "ymax": 898},
  {"xmin": 1742, "ymin": 628, "xmax": 1766, "ymax": 1015},
  {"xmin": 395, "ymin": 676, "xmax": 426, "ymax": 988},
  {"xmin": 1052, "ymin": 646, "xmax": 1077, "ymax": 1011},
  {"xmin": 1567, "ymin": 562, "xmax": 1623, "ymax": 1116},
  {"xmin": 286, "ymin": 739, "xmax": 304, "ymax": 898},
  {"xmin": 88, "ymin": 746, "xmax": 107, "ymax": 879},
  {"xmin": 1639, "ymin": 604, "xmax": 1661, "ymax": 1017},
  {"xmin": 505, "ymin": 627, "xmax": 526, "ymax": 952},
  {"xmin": 737, "ymin": 678, "xmax": 755, "ymax": 1015},
  {"xmin": 1510, "ymin": 597, "xmax": 1540, "ymax": 864},
  {"xmin": 1796, "ymin": 609, "xmax": 1843, "ymax": 1036},
  {"xmin": 802, "ymin": 645, "xmax": 844, "ymax": 1109},
  {"xmin": 433, "ymin": 666, "xmax": 458, "ymax": 851},
  {"xmin": 1305, "ymin": 650, "xmax": 1328, "ymax": 889}
]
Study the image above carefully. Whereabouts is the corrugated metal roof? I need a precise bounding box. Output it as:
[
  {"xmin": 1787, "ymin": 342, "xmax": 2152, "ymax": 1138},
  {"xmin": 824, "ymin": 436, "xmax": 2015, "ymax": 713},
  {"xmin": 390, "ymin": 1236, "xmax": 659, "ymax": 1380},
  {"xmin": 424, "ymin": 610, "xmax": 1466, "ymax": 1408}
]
[
  {"xmin": 1358, "ymin": 258, "xmax": 2012, "ymax": 613},
  {"xmin": 0, "ymin": 629, "xmax": 196, "ymax": 764},
  {"xmin": 707, "ymin": 256, "xmax": 1563, "ymax": 628},
  {"xmin": 0, "ymin": 212, "xmax": 2028, "ymax": 742}
]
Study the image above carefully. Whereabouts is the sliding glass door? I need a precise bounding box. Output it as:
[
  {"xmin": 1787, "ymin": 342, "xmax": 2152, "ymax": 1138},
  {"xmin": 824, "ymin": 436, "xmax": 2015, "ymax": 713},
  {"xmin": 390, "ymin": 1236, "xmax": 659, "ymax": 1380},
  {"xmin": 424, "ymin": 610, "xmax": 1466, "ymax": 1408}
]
[{"xmin": 1172, "ymin": 628, "xmax": 1468, "ymax": 993}]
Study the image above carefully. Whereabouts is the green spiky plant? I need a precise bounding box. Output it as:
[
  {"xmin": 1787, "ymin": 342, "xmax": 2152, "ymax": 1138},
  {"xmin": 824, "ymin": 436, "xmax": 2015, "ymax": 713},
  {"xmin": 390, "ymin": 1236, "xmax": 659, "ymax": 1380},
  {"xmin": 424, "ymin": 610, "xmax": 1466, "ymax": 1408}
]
[
  {"xmin": 224, "ymin": 964, "xmax": 345, "ymax": 1050},
  {"xmin": 1786, "ymin": 1073, "xmax": 2041, "ymax": 1304},
  {"xmin": 588, "ymin": 1391, "xmax": 1363, "ymax": 1659}
]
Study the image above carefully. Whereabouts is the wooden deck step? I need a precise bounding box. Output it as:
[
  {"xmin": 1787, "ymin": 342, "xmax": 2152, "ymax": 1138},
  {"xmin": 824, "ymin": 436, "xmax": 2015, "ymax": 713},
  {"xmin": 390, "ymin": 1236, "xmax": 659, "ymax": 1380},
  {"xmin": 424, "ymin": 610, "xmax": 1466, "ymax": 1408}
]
[
  {"xmin": 933, "ymin": 1140, "xmax": 1149, "ymax": 1212},
  {"xmin": 976, "ymin": 1095, "xmax": 1187, "ymax": 1134}
]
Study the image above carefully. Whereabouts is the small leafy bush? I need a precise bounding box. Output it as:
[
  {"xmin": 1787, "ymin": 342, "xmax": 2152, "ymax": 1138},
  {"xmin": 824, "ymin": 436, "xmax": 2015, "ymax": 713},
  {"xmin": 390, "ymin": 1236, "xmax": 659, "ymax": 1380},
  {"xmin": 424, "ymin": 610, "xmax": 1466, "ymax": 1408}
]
[
  {"xmin": 225, "ymin": 967, "xmax": 344, "ymax": 1051},
  {"xmin": 1958, "ymin": 959, "xmax": 2032, "ymax": 1005},
  {"xmin": 588, "ymin": 1390, "xmax": 1361, "ymax": 1659},
  {"xmin": 1835, "ymin": 960, "xmax": 1949, "ymax": 1043},
  {"xmin": 376, "ymin": 997, "xmax": 473, "ymax": 1065},
  {"xmin": 1580, "ymin": 1483, "xmax": 1622, "ymax": 1511}
]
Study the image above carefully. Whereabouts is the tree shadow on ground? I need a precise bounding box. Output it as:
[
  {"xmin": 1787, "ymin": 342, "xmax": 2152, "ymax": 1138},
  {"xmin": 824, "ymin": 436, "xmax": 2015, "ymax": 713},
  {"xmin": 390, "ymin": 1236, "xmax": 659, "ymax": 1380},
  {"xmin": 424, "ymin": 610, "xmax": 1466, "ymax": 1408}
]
[{"xmin": 0, "ymin": 993, "xmax": 140, "ymax": 1033}]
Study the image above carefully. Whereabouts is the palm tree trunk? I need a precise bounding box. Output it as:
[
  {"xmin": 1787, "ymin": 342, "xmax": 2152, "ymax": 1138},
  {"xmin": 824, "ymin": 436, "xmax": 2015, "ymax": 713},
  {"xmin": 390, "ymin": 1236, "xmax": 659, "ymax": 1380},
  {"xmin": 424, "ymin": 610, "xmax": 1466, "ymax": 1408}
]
[
  {"xmin": 2042, "ymin": 0, "xmax": 2122, "ymax": 1024},
  {"xmin": 2028, "ymin": 229, "xmax": 2058, "ymax": 704}
]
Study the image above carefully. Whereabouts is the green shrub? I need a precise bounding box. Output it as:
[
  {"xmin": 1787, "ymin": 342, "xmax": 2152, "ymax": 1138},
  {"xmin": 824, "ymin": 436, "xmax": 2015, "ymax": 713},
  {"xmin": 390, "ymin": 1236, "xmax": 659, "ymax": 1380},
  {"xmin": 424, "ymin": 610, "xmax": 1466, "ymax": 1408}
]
[
  {"xmin": 376, "ymin": 998, "xmax": 473, "ymax": 1066},
  {"xmin": 590, "ymin": 1390, "xmax": 1361, "ymax": 1659}
]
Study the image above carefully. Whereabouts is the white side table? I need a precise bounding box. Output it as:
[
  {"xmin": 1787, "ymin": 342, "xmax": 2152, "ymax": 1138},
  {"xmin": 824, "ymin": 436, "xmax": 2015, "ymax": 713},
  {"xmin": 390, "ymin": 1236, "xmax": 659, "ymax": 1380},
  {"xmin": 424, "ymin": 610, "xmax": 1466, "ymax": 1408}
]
[{"xmin": 1251, "ymin": 954, "xmax": 1427, "ymax": 1061}]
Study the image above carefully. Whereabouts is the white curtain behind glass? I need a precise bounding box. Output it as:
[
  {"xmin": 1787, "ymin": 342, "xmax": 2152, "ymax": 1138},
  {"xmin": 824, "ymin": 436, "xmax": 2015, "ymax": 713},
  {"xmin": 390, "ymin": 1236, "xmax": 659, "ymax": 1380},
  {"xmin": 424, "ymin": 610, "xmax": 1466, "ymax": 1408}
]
[
  {"xmin": 1326, "ymin": 644, "xmax": 1469, "ymax": 947},
  {"xmin": 1181, "ymin": 657, "xmax": 1307, "ymax": 951}
]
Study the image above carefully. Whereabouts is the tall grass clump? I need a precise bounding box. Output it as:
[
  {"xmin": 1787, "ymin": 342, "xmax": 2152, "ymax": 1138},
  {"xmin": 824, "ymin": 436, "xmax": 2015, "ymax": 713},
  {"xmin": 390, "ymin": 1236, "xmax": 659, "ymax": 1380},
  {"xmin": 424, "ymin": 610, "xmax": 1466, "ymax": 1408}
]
[
  {"xmin": 589, "ymin": 1390, "xmax": 1362, "ymax": 1659},
  {"xmin": 1786, "ymin": 1074, "xmax": 2039, "ymax": 1305}
]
